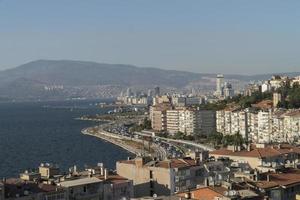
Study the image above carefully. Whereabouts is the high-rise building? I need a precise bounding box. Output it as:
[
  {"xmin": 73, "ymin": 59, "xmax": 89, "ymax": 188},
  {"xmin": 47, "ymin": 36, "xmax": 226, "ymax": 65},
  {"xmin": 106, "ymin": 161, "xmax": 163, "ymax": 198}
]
[
  {"xmin": 154, "ymin": 86, "xmax": 160, "ymax": 96},
  {"xmin": 147, "ymin": 89, "xmax": 153, "ymax": 97},
  {"xmin": 223, "ymin": 82, "xmax": 234, "ymax": 98},
  {"xmin": 150, "ymin": 103, "xmax": 172, "ymax": 131},
  {"xmin": 165, "ymin": 108, "xmax": 216, "ymax": 135},
  {"xmin": 126, "ymin": 88, "xmax": 132, "ymax": 97},
  {"xmin": 215, "ymin": 74, "xmax": 224, "ymax": 97}
]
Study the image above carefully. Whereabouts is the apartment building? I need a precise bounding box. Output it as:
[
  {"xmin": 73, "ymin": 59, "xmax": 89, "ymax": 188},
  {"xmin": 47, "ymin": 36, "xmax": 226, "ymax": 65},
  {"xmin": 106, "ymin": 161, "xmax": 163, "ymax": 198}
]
[
  {"xmin": 153, "ymin": 95, "xmax": 171, "ymax": 106},
  {"xmin": 246, "ymin": 110, "xmax": 258, "ymax": 142},
  {"xmin": 178, "ymin": 109, "xmax": 196, "ymax": 135},
  {"xmin": 216, "ymin": 109, "xmax": 225, "ymax": 134},
  {"xmin": 150, "ymin": 103, "xmax": 172, "ymax": 132},
  {"xmin": 218, "ymin": 107, "xmax": 300, "ymax": 144},
  {"xmin": 196, "ymin": 110, "xmax": 216, "ymax": 136},
  {"xmin": 284, "ymin": 110, "xmax": 300, "ymax": 143},
  {"xmin": 271, "ymin": 109, "xmax": 286, "ymax": 143},
  {"xmin": 58, "ymin": 177, "xmax": 103, "ymax": 200},
  {"xmin": 210, "ymin": 143, "xmax": 300, "ymax": 172},
  {"xmin": 247, "ymin": 169, "xmax": 300, "ymax": 200},
  {"xmin": 171, "ymin": 96, "xmax": 186, "ymax": 107},
  {"xmin": 185, "ymin": 96, "xmax": 203, "ymax": 106},
  {"xmin": 166, "ymin": 109, "xmax": 180, "ymax": 134},
  {"xmin": 2, "ymin": 163, "xmax": 133, "ymax": 200},
  {"xmin": 4, "ymin": 178, "xmax": 67, "ymax": 200},
  {"xmin": 257, "ymin": 110, "xmax": 273, "ymax": 143},
  {"xmin": 166, "ymin": 108, "xmax": 215, "ymax": 135},
  {"xmin": 116, "ymin": 157, "xmax": 204, "ymax": 197},
  {"xmin": 102, "ymin": 174, "xmax": 133, "ymax": 200},
  {"xmin": 216, "ymin": 106, "xmax": 248, "ymax": 139}
]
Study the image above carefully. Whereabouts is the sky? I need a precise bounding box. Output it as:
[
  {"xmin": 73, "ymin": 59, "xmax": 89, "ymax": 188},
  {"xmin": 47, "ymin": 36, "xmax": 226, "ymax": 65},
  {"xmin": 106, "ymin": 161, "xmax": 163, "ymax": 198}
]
[{"xmin": 1, "ymin": 0, "xmax": 300, "ymax": 74}]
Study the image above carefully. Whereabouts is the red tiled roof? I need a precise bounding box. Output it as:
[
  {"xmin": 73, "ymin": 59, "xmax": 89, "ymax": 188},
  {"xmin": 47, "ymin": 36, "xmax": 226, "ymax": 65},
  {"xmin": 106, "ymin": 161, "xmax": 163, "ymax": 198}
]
[
  {"xmin": 177, "ymin": 187, "xmax": 226, "ymax": 200},
  {"xmin": 155, "ymin": 158, "xmax": 197, "ymax": 169},
  {"xmin": 250, "ymin": 169, "xmax": 300, "ymax": 189},
  {"xmin": 210, "ymin": 147, "xmax": 282, "ymax": 159},
  {"xmin": 252, "ymin": 100, "xmax": 273, "ymax": 109}
]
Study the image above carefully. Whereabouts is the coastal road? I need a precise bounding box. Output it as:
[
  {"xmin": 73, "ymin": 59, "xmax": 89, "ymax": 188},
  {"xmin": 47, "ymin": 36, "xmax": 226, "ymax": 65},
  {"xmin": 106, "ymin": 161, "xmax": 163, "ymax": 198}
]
[
  {"xmin": 82, "ymin": 127, "xmax": 168, "ymax": 160},
  {"xmin": 134, "ymin": 131, "xmax": 215, "ymax": 152}
]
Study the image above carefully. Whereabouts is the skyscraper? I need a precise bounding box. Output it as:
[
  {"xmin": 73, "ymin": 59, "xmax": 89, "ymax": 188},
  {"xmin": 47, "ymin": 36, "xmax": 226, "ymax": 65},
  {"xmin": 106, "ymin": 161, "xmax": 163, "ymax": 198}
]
[
  {"xmin": 126, "ymin": 88, "xmax": 132, "ymax": 97},
  {"xmin": 154, "ymin": 86, "xmax": 160, "ymax": 97},
  {"xmin": 223, "ymin": 82, "xmax": 234, "ymax": 98},
  {"xmin": 215, "ymin": 74, "xmax": 224, "ymax": 97}
]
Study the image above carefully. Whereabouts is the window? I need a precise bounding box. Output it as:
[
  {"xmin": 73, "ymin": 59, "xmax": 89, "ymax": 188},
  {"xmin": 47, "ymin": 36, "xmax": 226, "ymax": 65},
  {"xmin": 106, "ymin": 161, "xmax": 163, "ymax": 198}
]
[{"xmin": 195, "ymin": 169, "xmax": 203, "ymax": 176}]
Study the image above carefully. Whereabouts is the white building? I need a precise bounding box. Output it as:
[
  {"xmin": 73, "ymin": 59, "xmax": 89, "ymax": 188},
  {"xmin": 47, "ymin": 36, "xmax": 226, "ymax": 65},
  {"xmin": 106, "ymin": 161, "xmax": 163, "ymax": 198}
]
[
  {"xmin": 284, "ymin": 110, "xmax": 300, "ymax": 143},
  {"xmin": 215, "ymin": 74, "xmax": 224, "ymax": 97},
  {"xmin": 257, "ymin": 110, "xmax": 273, "ymax": 143}
]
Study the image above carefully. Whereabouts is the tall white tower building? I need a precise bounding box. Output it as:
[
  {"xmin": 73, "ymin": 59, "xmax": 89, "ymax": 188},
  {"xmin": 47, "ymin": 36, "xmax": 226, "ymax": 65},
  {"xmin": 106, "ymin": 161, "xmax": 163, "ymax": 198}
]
[{"xmin": 215, "ymin": 74, "xmax": 224, "ymax": 97}]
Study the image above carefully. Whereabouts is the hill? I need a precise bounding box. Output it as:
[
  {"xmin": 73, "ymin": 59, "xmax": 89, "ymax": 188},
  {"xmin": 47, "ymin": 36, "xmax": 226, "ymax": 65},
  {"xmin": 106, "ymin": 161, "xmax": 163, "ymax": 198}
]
[{"xmin": 0, "ymin": 60, "xmax": 299, "ymax": 101}]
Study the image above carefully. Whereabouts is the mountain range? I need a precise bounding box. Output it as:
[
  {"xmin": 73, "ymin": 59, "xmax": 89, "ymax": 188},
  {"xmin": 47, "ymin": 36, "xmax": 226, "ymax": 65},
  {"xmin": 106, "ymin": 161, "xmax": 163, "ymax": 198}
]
[{"xmin": 0, "ymin": 60, "xmax": 299, "ymax": 101}]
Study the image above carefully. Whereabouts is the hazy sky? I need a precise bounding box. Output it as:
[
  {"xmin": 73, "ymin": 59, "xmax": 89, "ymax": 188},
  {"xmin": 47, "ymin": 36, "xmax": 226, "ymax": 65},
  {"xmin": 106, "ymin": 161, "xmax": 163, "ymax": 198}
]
[{"xmin": 1, "ymin": 0, "xmax": 300, "ymax": 74}]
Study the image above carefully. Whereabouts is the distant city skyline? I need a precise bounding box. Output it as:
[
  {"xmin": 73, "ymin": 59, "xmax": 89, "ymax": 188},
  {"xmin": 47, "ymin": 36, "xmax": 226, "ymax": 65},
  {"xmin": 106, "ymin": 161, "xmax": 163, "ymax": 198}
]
[{"xmin": 1, "ymin": 0, "xmax": 300, "ymax": 74}]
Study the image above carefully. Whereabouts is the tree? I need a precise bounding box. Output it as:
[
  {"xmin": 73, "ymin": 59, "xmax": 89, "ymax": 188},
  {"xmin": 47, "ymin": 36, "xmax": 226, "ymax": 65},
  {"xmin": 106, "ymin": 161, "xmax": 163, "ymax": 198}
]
[
  {"xmin": 173, "ymin": 131, "xmax": 185, "ymax": 139},
  {"xmin": 141, "ymin": 118, "xmax": 152, "ymax": 130},
  {"xmin": 221, "ymin": 132, "xmax": 244, "ymax": 147},
  {"xmin": 208, "ymin": 132, "xmax": 223, "ymax": 147}
]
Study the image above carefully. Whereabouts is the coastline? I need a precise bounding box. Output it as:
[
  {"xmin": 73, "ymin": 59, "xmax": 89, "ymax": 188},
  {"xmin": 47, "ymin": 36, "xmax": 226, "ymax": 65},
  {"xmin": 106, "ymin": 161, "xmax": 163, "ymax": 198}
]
[{"xmin": 81, "ymin": 128, "xmax": 142, "ymax": 156}]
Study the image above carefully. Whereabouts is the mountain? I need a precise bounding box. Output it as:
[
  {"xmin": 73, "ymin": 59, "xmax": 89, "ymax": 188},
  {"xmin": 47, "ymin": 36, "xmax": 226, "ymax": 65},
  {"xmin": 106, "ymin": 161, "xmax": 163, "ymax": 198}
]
[
  {"xmin": 0, "ymin": 60, "xmax": 203, "ymax": 87},
  {"xmin": 0, "ymin": 60, "xmax": 299, "ymax": 101}
]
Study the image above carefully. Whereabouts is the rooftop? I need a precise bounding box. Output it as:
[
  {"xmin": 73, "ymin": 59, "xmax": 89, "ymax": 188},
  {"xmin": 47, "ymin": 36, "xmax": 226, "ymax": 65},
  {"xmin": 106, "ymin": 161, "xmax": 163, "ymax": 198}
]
[
  {"xmin": 251, "ymin": 100, "xmax": 273, "ymax": 110},
  {"xmin": 177, "ymin": 186, "xmax": 226, "ymax": 200},
  {"xmin": 249, "ymin": 169, "xmax": 300, "ymax": 189},
  {"xmin": 118, "ymin": 157, "xmax": 197, "ymax": 169},
  {"xmin": 284, "ymin": 110, "xmax": 300, "ymax": 117},
  {"xmin": 210, "ymin": 144, "xmax": 300, "ymax": 159},
  {"xmin": 4, "ymin": 178, "xmax": 62, "ymax": 198},
  {"xmin": 58, "ymin": 177, "xmax": 102, "ymax": 187}
]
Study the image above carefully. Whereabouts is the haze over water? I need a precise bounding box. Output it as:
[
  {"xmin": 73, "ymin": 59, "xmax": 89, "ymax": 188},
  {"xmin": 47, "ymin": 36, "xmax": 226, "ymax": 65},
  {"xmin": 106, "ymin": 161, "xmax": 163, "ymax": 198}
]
[{"xmin": 0, "ymin": 100, "xmax": 132, "ymax": 178}]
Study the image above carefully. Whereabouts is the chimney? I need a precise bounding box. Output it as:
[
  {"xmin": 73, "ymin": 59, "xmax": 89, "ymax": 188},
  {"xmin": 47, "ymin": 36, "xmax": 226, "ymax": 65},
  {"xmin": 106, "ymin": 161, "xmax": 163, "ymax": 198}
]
[
  {"xmin": 267, "ymin": 174, "xmax": 270, "ymax": 182},
  {"xmin": 100, "ymin": 167, "xmax": 104, "ymax": 176},
  {"xmin": 104, "ymin": 168, "xmax": 108, "ymax": 180}
]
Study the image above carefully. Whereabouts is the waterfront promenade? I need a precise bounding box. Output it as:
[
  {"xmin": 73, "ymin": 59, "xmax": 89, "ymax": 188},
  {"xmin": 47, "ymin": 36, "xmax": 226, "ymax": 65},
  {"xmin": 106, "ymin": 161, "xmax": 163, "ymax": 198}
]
[{"xmin": 82, "ymin": 126, "xmax": 167, "ymax": 160}]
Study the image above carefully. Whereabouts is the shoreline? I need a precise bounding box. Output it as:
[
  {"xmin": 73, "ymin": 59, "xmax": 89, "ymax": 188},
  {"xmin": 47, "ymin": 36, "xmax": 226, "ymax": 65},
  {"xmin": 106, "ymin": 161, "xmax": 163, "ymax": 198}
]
[{"xmin": 81, "ymin": 128, "xmax": 142, "ymax": 156}]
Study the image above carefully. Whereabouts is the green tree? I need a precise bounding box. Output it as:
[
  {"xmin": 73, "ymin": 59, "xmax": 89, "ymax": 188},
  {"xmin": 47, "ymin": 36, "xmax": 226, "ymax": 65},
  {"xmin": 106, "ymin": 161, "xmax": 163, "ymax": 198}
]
[
  {"xmin": 173, "ymin": 131, "xmax": 185, "ymax": 139},
  {"xmin": 208, "ymin": 132, "xmax": 223, "ymax": 146}
]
